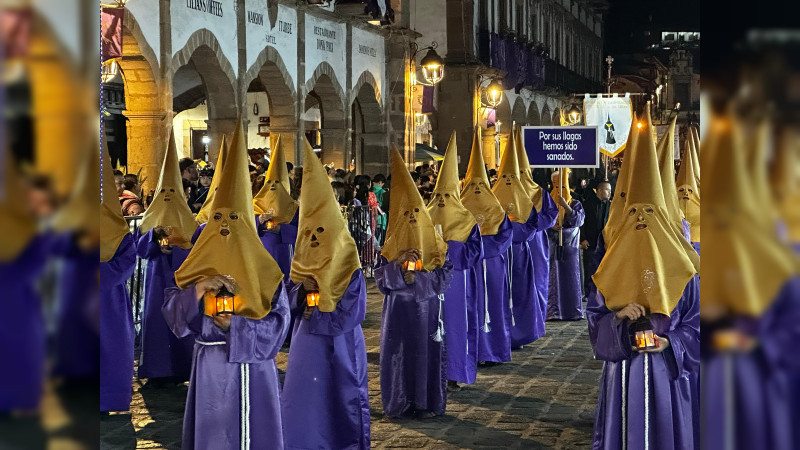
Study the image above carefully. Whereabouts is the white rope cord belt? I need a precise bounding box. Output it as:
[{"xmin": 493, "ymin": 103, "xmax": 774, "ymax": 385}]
[
  {"xmin": 240, "ymin": 363, "xmax": 251, "ymax": 450},
  {"xmin": 644, "ymin": 353, "xmax": 650, "ymax": 450},
  {"xmin": 196, "ymin": 340, "xmax": 225, "ymax": 346},
  {"xmin": 482, "ymin": 259, "xmax": 491, "ymax": 332},
  {"xmin": 464, "ymin": 271, "xmax": 469, "ymax": 356},
  {"xmin": 621, "ymin": 359, "xmax": 627, "ymax": 450},
  {"xmin": 507, "ymin": 248, "xmax": 515, "ymax": 326}
]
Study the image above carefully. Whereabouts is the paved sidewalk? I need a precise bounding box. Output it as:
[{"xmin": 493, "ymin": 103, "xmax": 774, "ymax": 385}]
[{"xmin": 100, "ymin": 280, "xmax": 602, "ymax": 449}]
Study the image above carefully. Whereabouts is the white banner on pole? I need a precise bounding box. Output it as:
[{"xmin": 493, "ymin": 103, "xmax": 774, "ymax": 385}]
[{"xmin": 583, "ymin": 93, "xmax": 633, "ymax": 157}]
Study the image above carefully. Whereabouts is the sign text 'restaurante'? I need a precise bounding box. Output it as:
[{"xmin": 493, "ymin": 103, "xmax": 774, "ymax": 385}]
[
  {"xmin": 186, "ymin": 0, "xmax": 223, "ymax": 17},
  {"xmin": 314, "ymin": 26, "xmax": 336, "ymax": 52}
]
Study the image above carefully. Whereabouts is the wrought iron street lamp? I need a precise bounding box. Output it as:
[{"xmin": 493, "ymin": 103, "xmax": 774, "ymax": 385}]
[{"xmin": 411, "ymin": 42, "xmax": 444, "ymax": 86}]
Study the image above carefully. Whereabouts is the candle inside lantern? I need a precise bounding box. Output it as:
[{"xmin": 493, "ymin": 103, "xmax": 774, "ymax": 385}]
[
  {"xmin": 306, "ymin": 291, "xmax": 320, "ymax": 307},
  {"xmin": 159, "ymin": 237, "xmax": 169, "ymax": 247},
  {"xmin": 266, "ymin": 220, "xmax": 274, "ymax": 230},
  {"xmin": 629, "ymin": 316, "xmax": 657, "ymax": 350},
  {"xmin": 403, "ymin": 259, "xmax": 422, "ymax": 272},
  {"xmin": 215, "ymin": 286, "xmax": 235, "ymax": 315}
]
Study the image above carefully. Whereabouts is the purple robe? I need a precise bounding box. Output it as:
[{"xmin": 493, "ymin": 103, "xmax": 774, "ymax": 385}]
[
  {"xmin": 51, "ymin": 234, "xmax": 100, "ymax": 379},
  {"xmin": 136, "ymin": 229, "xmax": 196, "ymax": 380},
  {"xmin": 281, "ymin": 271, "xmax": 370, "ymax": 449},
  {"xmin": 703, "ymin": 277, "xmax": 800, "ymax": 450},
  {"xmin": 162, "ymin": 283, "xmax": 290, "ymax": 450},
  {"xmin": 588, "ymin": 276, "xmax": 699, "ymax": 450},
  {"xmin": 256, "ymin": 211, "xmax": 298, "ymax": 281},
  {"xmin": 376, "ymin": 257, "xmax": 454, "ymax": 418},
  {"xmin": 442, "ymin": 225, "xmax": 483, "ymax": 384},
  {"xmin": 546, "ymin": 200, "xmax": 586, "ymax": 320},
  {"xmin": 508, "ymin": 206, "xmax": 544, "ymax": 348},
  {"xmin": 527, "ymin": 193, "xmax": 559, "ymax": 338},
  {"xmin": 0, "ymin": 236, "xmax": 51, "ymax": 411},
  {"xmin": 100, "ymin": 233, "xmax": 137, "ymax": 412},
  {"xmin": 475, "ymin": 218, "xmax": 514, "ymax": 363}
]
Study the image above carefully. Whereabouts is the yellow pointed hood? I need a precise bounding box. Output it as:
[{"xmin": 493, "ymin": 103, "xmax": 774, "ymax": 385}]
[
  {"xmin": 290, "ymin": 139, "xmax": 362, "ymax": 311},
  {"xmin": 603, "ymin": 116, "xmax": 641, "ymax": 246},
  {"xmin": 493, "ymin": 126, "xmax": 534, "ymax": 223},
  {"xmin": 747, "ymin": 119, "xmax": 779, "ymax": 228},
  {"xmin": 701, "ymin": 114, "xmax": 796, "ymax": 317},
  {"xmin": 0, "ymin": 150, "xmax": 37, "ymax": 262},
  {"xmin": 383, "ymin": 147, "xmax": 448, "ymax": 271},
  {"xmin": 550, "ymin": 168, "xmax": 572, "ymax": 226},
  {"xmin": 139, "ymin": 130, "xmax": 197, "ymax": 247},
  {"xmin": 253, "ymin": 135, "xmax": 298, "ymax": 222},
  {"xmin": 690, "ymin": 126, "xmax": 701, "ymax": 184},
  {"xmin": 656, "ymin": 116, "xmax": 683, "ymax": 230},
  {"xmin": 196, "ymin": 136, "xmax": 228, "ymax": 224},
  {"xmin": 175, "ymin": 119, "xmax": 283, "ymax": 320},
  {"xmin": 677, "ymin": 123, "xmax": 701, "ymax": 243},
  {"xmin": 100, "ymin": 138, "xmax": 131, "ymax": 262},
  {"xmin": 52, "ymin": 139, "xmax": 99, "ymax": 235},
  {"xmin": 594, "ymin": 106, "xmax": 697, "ymax": 317},
  {"xmin": 427, "ymin": 131, "xmax": 477, "ymax": 242},
  {"xmin": 461, "ymin": 126, "xmax": 506, "ymax": 235},
  {"xmin": 514, "ymin": 126, "xmax": 544, "ymax": 211},
  {"xmin": 772, "ymin": 129, "xmax": 800, "ymax": 243}
]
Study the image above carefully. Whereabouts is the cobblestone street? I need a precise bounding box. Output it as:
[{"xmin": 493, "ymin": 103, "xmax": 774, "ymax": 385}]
[{"xmin": 100, "ymin": 280, "xmax": 602, "ymax": 449}]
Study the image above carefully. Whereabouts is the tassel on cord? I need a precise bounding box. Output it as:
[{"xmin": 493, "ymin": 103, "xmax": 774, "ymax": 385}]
[
  {"xmin": 508, "ymin": 248, "xmax": 515, "ymax": 326},
  {"xmin": 432, "ymin": 294, "xmax": 445, "ymax": 342},
  {"xmin": 482, "ymin": 259, "xmax": 491, "ymax": 332}
]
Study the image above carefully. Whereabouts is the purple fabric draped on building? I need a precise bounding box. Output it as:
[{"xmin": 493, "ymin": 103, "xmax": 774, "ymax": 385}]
[
  {"xmin": 525, "ymin": 193, "xmax": 559, "ymax": 343},
  {"xmin": 703, "ymin": 277, "xmax": 800, "ymax": 450},
  {"xmin": 162, "ymin": 283, "xmax": 290, "ymax": 450},
  {"xmin": 281, "ymin": 271, "xmax": 370, "ymax": 450},
  {"xmin": 546, "ymin": 200, "xmax": 586, "ymax": 320},
  {"xmin": 376, "ymin": 257, "xmax": 453, "ymax": 418},
  {"xmin": 51, "ymin": 234, "xmax": 100, "ymax": 380},
  {"xmin": 475, "ymin": 217, "xmax": 514, "ymax": 363},
  {"xmin": 588, "ymin": 276, "xmax": 700, "ymax": 450},
  {"xmin": 100, "ymin": 233, "xmax": 137, "ymax": 412},
  {"xmin": 442, "ymin": 225, "xmax": 483, "ymax": 384},
  {"xmin": 488, "ymin": 32, "xmax": 545, "ymax": 90},
  {"xmin": 0, "ymin": 236, "xmax": 51, "ymax": 411},
  {"xmin": 136, "ymin": 229, "xmax": 196, "ymax": 380},
  {"xmin": 507, "ymin": 207, "xmax": 541, "ymax": 348}
]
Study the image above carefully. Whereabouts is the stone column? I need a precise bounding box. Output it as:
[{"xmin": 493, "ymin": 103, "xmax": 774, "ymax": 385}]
[
  {"xmin": 205, "ymin": 117, "xmax": 239, "ymax": 162},
  {"xmin": 361, "ymin": 132, "xmax": 390, "ymax": 176},
  {"xmin": 123, "ymin": 110, "xmax": 168, "ymax": 194},
  {"xmin": 268, "ymin": 126, "xmax": 300, "ymax": 165},
  {"xmin": 319, "ymin": 128, "xmax": 347, "ymax": 169}
]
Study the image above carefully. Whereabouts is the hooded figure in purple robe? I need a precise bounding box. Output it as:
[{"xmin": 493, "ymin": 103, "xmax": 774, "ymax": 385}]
[
  {"xmin": 377, "ymin": 148, "xmax": 453, "ymax": 419},
  {"xmin": 280, "ymin": 139, "xmax": 370, "ymax": 449},
  {"xmin": 701, "ymin": 114, "xmax": 800, "ymax": 450},
  {"xmin": 165, "ymin": 119, "xmax": 290, "ymax": 449},
  {"xmin": 427, "ymin": 132, "xmax": 484, "ymax": 388},
  {"xmin": 135, "ymin": 132, "xmax": 199, "ymax": 381},
  {"xmin": 589, "ymin": 109, "xmax": 700, "ymax": 449},
  {"xmin": 98, "ymin": 142, "xmax": 138, "ymax": 413},
  {"xmin": 547, "ymin": 169, "xmax": 586, "ymax": 320},
  {"xmin": 460, "ymin": 127, "xmax": 514, "ymax": 364}
]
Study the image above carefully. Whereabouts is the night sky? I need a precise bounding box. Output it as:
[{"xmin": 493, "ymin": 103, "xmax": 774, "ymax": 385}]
[{"xmin": 603, "ymin": 0, "xmax": 700, "ymax": 55}]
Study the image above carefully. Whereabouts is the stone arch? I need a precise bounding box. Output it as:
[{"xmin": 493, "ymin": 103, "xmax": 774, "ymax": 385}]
[
  {"xmin": 172, "ymin": 30, "xmax": 239, "ymax": 162},
  {"xmin": 526, "ymin": 102, "xmax": 541, "ymax": 125},
  {"xmin": 351, "ymin": 78, "xmax": 385, "ymax": 175},
  {"xmin": 117, "ymin": 17, "xmax": 164, "ymax": 191},
  {"xmin": 350, "ymin": 70, "xmax": 382, "ymax": 107},
  {"xmin": 511, "ymin": 97, "xmax": 527, "ymax": 127},
  {"xmin": 541, "ymin": 104, "xmax": 552, "ymax": 125},
  {"xmin": 244, "ymin": 47, "xmax": 298, "ymax": 161},
  {"xmin": 305, "ymin": 62, "xmax": 347, "ymax": 167},
  {"xmin": 305, "ymin": 62, "xmax": 347, "ymax": 112}
]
